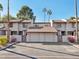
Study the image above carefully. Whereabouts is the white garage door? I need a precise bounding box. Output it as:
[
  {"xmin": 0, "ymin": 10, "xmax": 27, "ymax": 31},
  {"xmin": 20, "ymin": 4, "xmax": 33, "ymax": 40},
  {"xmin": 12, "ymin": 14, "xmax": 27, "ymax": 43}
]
[
  {"xmin": 31, "ymin": 33, "xmax": 40, "ymax": 42},
  {"xmin": 27, "ymin": 33, "xmax": 40, "ymax": 42},
  {"xmin": 45, "ymin": 33, "xmax": 57, "ymax": 42},
  {"xmin": 27, "ymin": 33, "xmax": 57, "ymax": 42},
  {"xmin": 39, "ymin": 33, "xmax": 45, "ymax": 42},
  {"xmin": 45, "ymin": 33, "xmax": 53, "ymax": 42}
]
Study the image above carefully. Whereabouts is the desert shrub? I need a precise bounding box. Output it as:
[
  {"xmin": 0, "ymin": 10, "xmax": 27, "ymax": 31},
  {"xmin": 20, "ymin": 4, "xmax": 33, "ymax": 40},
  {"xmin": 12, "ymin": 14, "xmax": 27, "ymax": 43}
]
[
  {"xmin": 68, "ymin": 36, "xmax": 76, "ymax": 43},
  {"xmin": 0, "ymin": 36, "xmax": 8, "ymax": 46}
]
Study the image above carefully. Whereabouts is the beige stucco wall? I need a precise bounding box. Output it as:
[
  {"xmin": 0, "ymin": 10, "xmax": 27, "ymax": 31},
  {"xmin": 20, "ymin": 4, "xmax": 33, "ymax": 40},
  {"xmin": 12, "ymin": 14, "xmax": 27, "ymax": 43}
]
[
  {"xmin": 53, "ymin": 23, "xmax": 76, "ymax": 31},
  {"xmin": 10, "ymin": 35, "xmax": 22, "ymax": 42},
  {"xmin": 10, "ymin": 23, "xmax": 19, "ymax": 31},
  {"xmin": 62, "ymin": 36, "xmax": 68, "ymax": 42}
]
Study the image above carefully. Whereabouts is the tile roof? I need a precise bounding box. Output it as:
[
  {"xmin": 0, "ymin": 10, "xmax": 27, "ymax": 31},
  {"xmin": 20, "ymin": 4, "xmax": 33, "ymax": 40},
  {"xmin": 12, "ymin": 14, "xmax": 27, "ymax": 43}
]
[
  {"xmin": 53, "ymin": 19, "xmax": 79, "ymax": 23},
  {"xmin": 34, "ymin": 22, "xmax": 50, "ymax": 24},
  {"xmin": 67, "ymin": 19, "xmax": 79, "ymax": 23},
  {"xmin": 53, "ymin": 20, "xmax": 66, "ymax": 22},
  {"xmin": 0, "ymin": 19, "xmax": 32, "ymax": 23},
  {"xmin": 27, "ymin": 26, "xmax": 57, "ymax": 33}
]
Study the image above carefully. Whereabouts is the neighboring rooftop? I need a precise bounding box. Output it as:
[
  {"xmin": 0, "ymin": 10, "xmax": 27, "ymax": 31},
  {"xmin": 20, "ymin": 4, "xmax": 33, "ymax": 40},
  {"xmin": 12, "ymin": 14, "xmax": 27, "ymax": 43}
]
[
  {"xmin": 52, "ymin": 19, "xmax": 79, "ymax": 23},
  {"xmin": 53, "ymin": 19, "xmax": 67, "ymax": 23},
  {"xmin": 0, "ymin": 19, "xmax": 32, "ymax": 23},
  {"xmin": 67, "ymin": 19, "xmax": 79, "ymax": 23},
  {"xmin": 34, "ymin": 22, "xmax": 50, "ymax": 24}
]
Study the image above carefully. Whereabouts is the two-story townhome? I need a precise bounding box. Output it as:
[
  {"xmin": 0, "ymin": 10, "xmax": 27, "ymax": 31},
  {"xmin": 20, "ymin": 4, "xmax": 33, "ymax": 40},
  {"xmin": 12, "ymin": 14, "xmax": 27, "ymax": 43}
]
[
  {"xmin": 0, "ymin": 19, "xmax": 52, "ymax": 42},
  {"xmin": 51, "ymin": 19, "xmax": 78, "ymax": 42},
  {"xmin": 0, "ymin": 19, "xmax": 33, "ymax": 42}
]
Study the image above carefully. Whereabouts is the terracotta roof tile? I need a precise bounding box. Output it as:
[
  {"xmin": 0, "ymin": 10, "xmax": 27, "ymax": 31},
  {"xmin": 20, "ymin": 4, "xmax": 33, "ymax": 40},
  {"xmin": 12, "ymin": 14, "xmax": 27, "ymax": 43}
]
[
  {"xmin": 27, "ymin": 26, "xmax": 57, "ymax": 33},
  {"xmin": 0, "ymin": 19, "xmax": 32, "ymax": 23}
]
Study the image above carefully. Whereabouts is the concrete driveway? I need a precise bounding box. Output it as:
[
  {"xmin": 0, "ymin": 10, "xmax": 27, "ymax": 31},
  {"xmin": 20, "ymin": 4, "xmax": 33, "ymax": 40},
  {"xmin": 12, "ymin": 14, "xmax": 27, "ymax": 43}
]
[{"xmin": 0, "ymin": 43, "xmax": 79, "ymax": 59}]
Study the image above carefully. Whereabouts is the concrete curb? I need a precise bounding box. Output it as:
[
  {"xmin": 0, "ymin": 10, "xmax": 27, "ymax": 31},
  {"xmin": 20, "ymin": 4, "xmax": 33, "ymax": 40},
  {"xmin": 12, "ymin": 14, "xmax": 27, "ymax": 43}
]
[
  {"xmin": 68, "ymin": 42, "xmax": 79, "ymax": 49},
  {"xmin": 0, "ymin": 42, "xmax": 17, "ymax": 51}
]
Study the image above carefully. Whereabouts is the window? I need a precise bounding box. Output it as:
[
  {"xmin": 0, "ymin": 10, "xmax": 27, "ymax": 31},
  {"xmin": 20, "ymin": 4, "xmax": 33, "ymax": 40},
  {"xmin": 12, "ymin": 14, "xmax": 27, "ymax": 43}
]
[
  {"xmin": 57, "ymin": 24, "xmax": 61, "ymax": 28},
  {"xmin": 19, "ymin": 31, "xmax": 23, "ymax": 35},
  {"xmin": 0, "ymin": 31, "xmax": 6, "ymax": 35},
  {"xmin": 68, "ymin": 31, "xmax": 74, "ymax": 35},
  {"xmin": 61, "ymin": 31, "xmax": 66, "ymax": 36},
  {"xmin": 11, "ymin": 31, "xmax": 17, "ymax": 35},
  {"xmin": 23, "ymin": 23, "xmax": 27, "ymax": 28},
  {"xmin": 35, "ymin": 25, "xmax": 39, "ymax": 27},
  {"xmin": 2, "ymin": 31, "xmax": 6, "ymax": 35},
  {"xmin": 9, "ymin": 23, "xmax": 13, "ymax": 27},
  {"xmin": 64, "ymin": 24, "xmax": 66, "ymax": 28},
  {"xmin": 72, "ymin": 23, "xmax": 75, "ymax": 28}
]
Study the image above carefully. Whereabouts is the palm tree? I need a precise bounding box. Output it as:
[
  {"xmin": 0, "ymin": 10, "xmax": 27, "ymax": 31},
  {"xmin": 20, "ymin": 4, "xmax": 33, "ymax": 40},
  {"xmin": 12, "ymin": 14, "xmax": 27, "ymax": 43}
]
[
  {"xmin": 47, "ymin": 9, "xmax": 52, "ymax": 22},
  {"xmin": 42, "ymin": 8, "xmax": 47, "ymax": 23},
  {"xmin": 0, "ymin": 3, "xmax": 3, "ymax": 20}
]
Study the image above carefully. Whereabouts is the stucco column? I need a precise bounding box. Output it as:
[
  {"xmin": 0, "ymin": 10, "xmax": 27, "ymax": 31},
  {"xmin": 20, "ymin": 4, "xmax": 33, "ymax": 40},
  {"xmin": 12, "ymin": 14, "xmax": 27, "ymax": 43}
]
[
  {"xmin": 17, "ymin": 23, "xmax": 19, "ymax": 35},
  {"xmin": 66, "ymin": 21, "xmax": 68, "ymax": 36}
]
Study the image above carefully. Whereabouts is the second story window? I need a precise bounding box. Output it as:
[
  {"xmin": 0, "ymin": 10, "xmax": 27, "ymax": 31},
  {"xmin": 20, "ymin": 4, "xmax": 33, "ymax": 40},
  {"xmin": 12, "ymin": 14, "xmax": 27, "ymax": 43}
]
[
  {"xmin": 61, "ymin": 31, "xmax": 66, "ymax": 36},
  {"xmin": 72, "ymin": 23, "xmax": 75, "ymax": 28},
  {"xmin": 57, "ymin": 24, "xmax": 61, "ymax": 28},
  {"xmin": 23, "ymin": 23, "xmax": 27, "ymax": 28},
  {"xmin": 19, "ymin": 31, "xmax": 23, "ymax": 35},
  {"xmin": 11, "ymin": 31, "xmax": 17, "ymax": 35},
  {"xmin": 68, "ymin": 31, "xmax": 74, "ymax": 36},
  {"xmin": 9, "ymin": 23, "xmax": 13, "ymax": 27},
  {"xmin": 35, "ymin": 24, "xmax": 39, "ymax": 27}
]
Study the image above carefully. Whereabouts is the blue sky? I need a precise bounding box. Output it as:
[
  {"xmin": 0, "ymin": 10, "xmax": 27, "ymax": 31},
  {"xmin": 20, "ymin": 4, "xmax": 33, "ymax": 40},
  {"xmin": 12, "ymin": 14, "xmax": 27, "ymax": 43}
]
[{"xmin": 0, "ymin": 0, "xmax": 79, "ymax": 22}]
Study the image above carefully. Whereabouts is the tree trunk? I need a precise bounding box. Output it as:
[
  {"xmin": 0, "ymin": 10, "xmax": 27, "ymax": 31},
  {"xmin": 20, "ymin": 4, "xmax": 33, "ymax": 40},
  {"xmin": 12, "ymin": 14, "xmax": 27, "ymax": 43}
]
[{"xmin": 48, "ymin": 15, "xmax": 50, "ymax": 22}]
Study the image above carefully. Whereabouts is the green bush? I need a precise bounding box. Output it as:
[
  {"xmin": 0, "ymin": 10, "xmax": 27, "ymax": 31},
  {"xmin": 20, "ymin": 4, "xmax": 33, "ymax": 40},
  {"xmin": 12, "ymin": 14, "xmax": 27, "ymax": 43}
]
[{"xmin": 0, "ymin": 36, "xmax": 8, "ymax": 46}]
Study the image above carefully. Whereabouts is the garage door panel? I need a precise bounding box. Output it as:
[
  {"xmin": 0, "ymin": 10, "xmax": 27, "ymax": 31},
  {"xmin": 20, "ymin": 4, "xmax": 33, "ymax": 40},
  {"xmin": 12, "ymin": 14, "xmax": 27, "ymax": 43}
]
[
  {"xmin": 30, "ymin": 33, "xmax": 39, "ymax": 42},
  {"xmin": 39, "ymin": 33, "xmax": 45, "ymax": 42},
  {"xmin": 27, "ymin": 33, "xmax": 30, "ymax": 42},
  {"xmin": 45, "ymin": 33, "xmax": 57, "ymax": 42},
  {"xmin": 52, "ymin": 33, "xmax": 57, "ymax": 42},
  {"xmin": 27, "ymin": 33, "xmax": 40, "ymax": 42},
  {"xmin": 45, "ymin": 33, "xmax": 53, "ymax": 42}
]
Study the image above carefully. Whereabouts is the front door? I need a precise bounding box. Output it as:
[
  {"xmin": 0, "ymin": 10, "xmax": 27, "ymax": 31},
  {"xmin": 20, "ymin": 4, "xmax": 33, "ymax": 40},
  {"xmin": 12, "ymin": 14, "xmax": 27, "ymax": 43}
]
[
  {"xmin": 22, "ymin": 31, "xmax": 26, "ymax": 42},
  {"xmin": 57, "ymin": 31, "xmax": 62, "ymax": 42},
  {"xmin": 58, "ymin": 35, "xmax": 62, "ymax": 42},
  {"xmin": 22, "ymin": 35, "xmax": 26, "ymax": 42}
]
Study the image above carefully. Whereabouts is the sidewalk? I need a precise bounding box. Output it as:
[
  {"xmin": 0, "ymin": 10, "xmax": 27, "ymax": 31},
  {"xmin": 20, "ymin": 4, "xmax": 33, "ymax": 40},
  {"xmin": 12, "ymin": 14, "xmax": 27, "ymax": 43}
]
[{"xmin": 69, "ymin": 43, "xmax": 79, "ymax": 49}]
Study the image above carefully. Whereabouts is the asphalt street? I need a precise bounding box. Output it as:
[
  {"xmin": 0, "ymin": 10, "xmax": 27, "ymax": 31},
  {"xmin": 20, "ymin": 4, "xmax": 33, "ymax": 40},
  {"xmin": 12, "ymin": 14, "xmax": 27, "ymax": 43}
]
[{"xmin": 0, "ymin": 43, "xmax": 79, "ymax": 59}]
